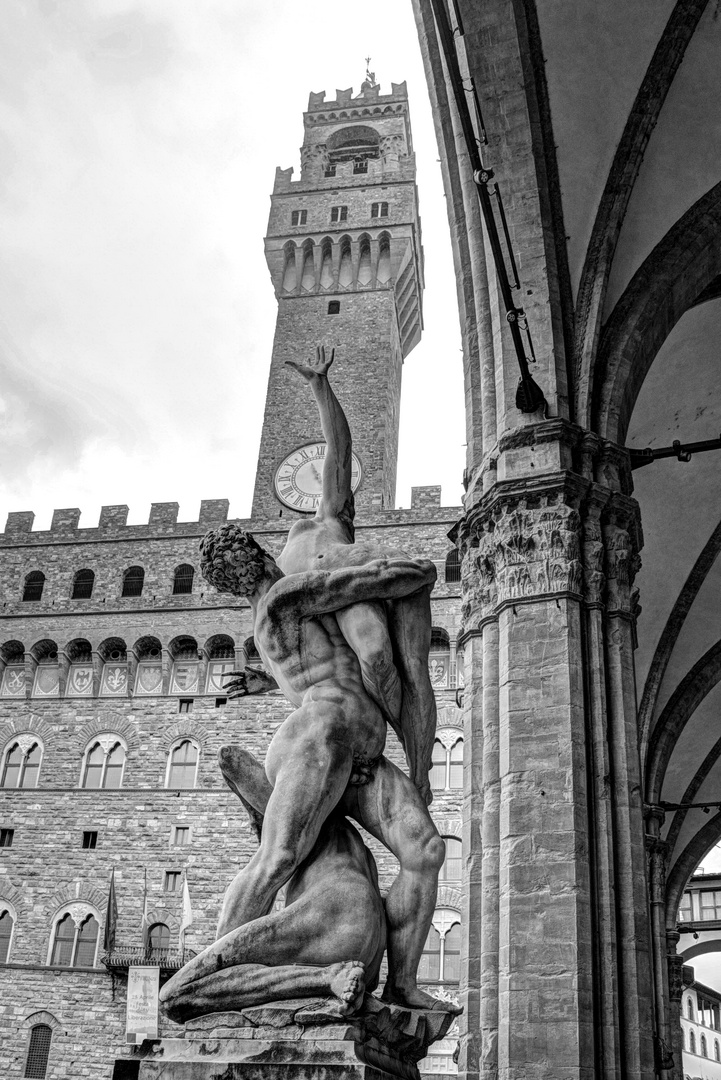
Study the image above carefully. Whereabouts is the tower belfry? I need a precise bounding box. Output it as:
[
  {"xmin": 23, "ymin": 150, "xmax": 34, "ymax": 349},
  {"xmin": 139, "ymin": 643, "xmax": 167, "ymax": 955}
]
[{"xmin": 251, "ymin": 80, "xmax": 424, "ymax": 520}]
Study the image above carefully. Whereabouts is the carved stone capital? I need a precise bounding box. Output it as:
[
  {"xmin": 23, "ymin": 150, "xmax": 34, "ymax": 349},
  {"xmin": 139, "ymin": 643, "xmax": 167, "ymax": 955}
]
[{"xmin": 455, "ymin": 477, "xmax": 585, "ymax": 630}]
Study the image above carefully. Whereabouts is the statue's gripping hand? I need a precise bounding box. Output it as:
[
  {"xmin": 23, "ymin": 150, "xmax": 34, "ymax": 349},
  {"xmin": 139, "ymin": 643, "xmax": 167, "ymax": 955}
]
[
  {"xmin": 223, "ymin": 666, "xmax": 279, "ymax": 698},
  {"xmin": 285, "ymin": 344, "xmax": 335, "ymax": 383}
]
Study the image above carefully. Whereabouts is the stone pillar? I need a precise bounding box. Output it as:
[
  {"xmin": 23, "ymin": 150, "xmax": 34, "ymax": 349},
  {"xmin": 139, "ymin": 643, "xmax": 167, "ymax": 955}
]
[
  {"xmin": 455, "ymin": 479, "xmax": 594, "ymax": 1079},
  {"xmin": 665, "ymin": 939, "xmax": 684, "ymax": 1080}
]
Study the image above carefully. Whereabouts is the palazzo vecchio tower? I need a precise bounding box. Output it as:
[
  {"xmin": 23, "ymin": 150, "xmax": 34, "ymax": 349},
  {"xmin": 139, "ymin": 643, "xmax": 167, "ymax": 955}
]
[{"xmin": 251, "ymin": 76, "xmax": 424, "ymax": 518}]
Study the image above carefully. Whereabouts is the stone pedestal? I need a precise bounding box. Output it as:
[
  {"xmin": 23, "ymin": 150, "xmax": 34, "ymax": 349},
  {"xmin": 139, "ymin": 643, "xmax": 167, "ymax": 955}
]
[{"xmin": 122, "ymin": 997, "xmax": 456, "ymax": 1080}]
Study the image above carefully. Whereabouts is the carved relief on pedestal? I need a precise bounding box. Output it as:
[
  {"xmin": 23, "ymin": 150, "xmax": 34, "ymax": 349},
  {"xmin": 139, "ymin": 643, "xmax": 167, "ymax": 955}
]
[{"xmin": 457, "ymin": 497, "xmax": 583, "ymax": 630}]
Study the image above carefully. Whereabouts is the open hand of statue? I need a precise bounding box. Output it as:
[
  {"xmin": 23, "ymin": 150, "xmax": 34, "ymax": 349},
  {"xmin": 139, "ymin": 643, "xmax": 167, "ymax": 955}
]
[
  {"xmin": 285, "ymin": 344, "xmax": 335, "ymax": 382},
  {"xmin": 223, "ymin": 667, "xmax": 279, "ymax": 698}
]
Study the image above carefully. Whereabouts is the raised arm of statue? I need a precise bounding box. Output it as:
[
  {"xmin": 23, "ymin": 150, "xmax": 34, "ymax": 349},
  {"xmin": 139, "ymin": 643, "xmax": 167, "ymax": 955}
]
[{"xmin": 285, "ymin": 346, "xmax": 353, "ymax": 529}]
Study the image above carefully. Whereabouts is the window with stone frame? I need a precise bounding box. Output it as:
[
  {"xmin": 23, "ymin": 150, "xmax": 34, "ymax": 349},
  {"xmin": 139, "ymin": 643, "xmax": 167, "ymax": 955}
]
[
  {"xmin": 444, "ymin": 549, "xmax": 461, "ymax": 583},
  {"xmin": 81, "ymin": 737, "xmax": 126, "ymax": 789},
  {"xmin": 291, "ymin": 209, "xmax": 307, "ymax": 226},
  {"xmin": 701, "ymin": 1034, "xmax": 708, "ymax": 1057},
  {"xmin": 24, "ymin": 1023, "xmax": 52, "ymax": 1079},
  {"xmin": 688, "ymin": 995, "xmax": 695, "ymax": 1020},
  {"xmin": 172, "ymin": 564, "xmax": 195, "ymax": 595},
  {"xmin": 49, "ymin": 909, "xmax": 99, "ymax": 968},
  {"xmin": 70, "ymin": 569, "xmax": 94, "ymax": 600},
  {"xmin": 1, "ymin": 739, "xmax": 42, "ymax": 789},
  {"xmin": 172, "ymin": 825, "xmax": 191, "ymax": 847},
  {"xmin": 431, "ymin": 734, "xmax": 463, "ymax": 792},
  {"xmin": 678, "ymin": 890, "xmax": 692, "ymax": 921},
  {"xmin": 22, "ymin": 571, "xmax": 45, "ymax": 602},
  {"xmin": 418, "ymin": 909, "xmax": 461, "ymax": 983},
  {"xmin": 330, "ymin": 205, "xmax": 348, "ymax": 223},
  {"xmin": 148, "ymin": 921, "xmax": 171, "ymax": 955},
  {"xmin": 166, "ymin": 739, "xmax": 199, "ymax": 789},
  {"xmin": 164, "ymin": 870, "xmax": 181, "ymax": 892},
  {"xmin": 0, "ymin": 907, "xmax": 15, "ymax": 962},
  {"xmin": 690, "ymin": 1029, "xmax": 696, "ymax": 1054},
  {"xmin": 0, "ymin": 827, "xmax": 14, "ymax": 847},
  {"xmin": 699, "ymin": 889, "xmax": 721, "ymax": 921},
  {"xmin": 439, "ymin": 837, "xmax": 462, "ymax": 883},
  {"xmin": 121, "ymin": 565, "xmax": 145, "ymax": 598},
  {"xmin": 371, "ymin": 201, "xmax": 389, "ymax": 218}
]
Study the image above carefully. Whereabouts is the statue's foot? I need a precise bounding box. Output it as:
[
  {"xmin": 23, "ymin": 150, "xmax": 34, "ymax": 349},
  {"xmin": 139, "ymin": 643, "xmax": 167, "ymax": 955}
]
[
  {"xmin": 328, "ymin": 960, "xmax": 366, "ymax": 1016},
  {"xmin": 381, "ymin": 984, "xmax": 462, "ymax": 1014}
]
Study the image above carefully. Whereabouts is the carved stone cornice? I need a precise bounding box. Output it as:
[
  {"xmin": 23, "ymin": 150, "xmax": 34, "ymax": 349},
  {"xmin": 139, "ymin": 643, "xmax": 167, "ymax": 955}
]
[{"xmin": 497, "ymin": 417, "xmax": 585, "ymax": 455}]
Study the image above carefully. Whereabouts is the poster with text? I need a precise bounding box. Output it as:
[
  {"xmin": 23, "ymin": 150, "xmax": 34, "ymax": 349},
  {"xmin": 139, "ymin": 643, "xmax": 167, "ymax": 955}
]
[{"xmin": 126, "ymin": 966, "xmax": 160, "ymax": 1043}]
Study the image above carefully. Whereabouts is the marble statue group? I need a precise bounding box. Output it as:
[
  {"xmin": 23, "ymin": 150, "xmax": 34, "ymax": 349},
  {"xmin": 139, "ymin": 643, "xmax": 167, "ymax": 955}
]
[{"xmin": 160, "ymin": 347, "xmax": 460, "ymax": 1024}]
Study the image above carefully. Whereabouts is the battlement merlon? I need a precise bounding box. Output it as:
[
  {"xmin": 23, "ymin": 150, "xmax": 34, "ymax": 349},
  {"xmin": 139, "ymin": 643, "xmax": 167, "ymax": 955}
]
[{"xmin": 307, "ymin": 82, "xmax": 408, "ymax": 111}]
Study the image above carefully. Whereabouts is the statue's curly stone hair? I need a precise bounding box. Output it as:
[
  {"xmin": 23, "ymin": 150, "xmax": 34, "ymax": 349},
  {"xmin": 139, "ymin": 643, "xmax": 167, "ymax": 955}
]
[{"xmin": 199, "ymin": 524, "xmax": 273, "ymax": 597}]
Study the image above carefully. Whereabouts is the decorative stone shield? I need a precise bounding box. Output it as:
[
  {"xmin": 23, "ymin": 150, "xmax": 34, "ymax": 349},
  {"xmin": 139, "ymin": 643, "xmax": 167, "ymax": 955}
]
[
  {"xmin": 33, "ymin": 665, "xmax": 60, "ymax": 697},
  {"xmin": 135, "ymin": 663, "xmax": 163, "ymax": 695},
  {"xmin": 1, "ymin": 666, "xmax": 25, "ymax": 697},
  {"xmin": 100, "ymin": 665, "xmax": 128, "ymax": 696},
  {"xmin": 170, "ymin": 663, "xmax": 199, "ymax": 695}
]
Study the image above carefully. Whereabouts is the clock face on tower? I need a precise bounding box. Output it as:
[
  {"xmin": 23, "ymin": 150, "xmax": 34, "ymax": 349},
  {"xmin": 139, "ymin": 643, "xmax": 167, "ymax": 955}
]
[{"xmin": 274, "ymin": 442, "xmax": 362, "ymax": 512}]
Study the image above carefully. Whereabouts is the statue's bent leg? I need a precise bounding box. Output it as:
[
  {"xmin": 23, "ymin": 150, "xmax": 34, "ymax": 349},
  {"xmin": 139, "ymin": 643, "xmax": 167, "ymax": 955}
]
[
  {"xmin": 161, "ymin": 960, "xmax": 366, "ymax": 1024},
  {"xmin": 346, "ymin": 757, "xmax": 453, "ymax": 1012},
  {"xmin": 216, "ymin": 705, "xmax": 354, "ymax": 937}
]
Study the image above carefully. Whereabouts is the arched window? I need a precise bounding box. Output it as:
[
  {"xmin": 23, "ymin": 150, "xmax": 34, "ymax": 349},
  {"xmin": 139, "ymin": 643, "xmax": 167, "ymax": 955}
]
[
  {"xmin": 1, "ymin": 740, "xmax": 42, "ymax": 789},
  {"xmin": 418, "ymin": 910, "xmax": 461, "ymax": 983},
  {"xmin": 148, "ymin": 922, "xmax": 171, "ymax": 957},
  {"xmin": 81, "ymin": 739, "xmax": 126, "ymax": 789},
  {"xmin": 688, "ymin": 996, "xmax": 695, "ymax": 1020},
  {"xmin": 0, "ymin": 907, "xmax": 15, "ymax": 962},
  {"xmin": 22, "ymin": 572, "xmax": 44, "ymax": 602},
  {"xmin": 71, "ymin": 569, "xmax": 94, "ymax": 600},
  {"xmin": 173, "ymin": 564, "xmax": 195, "ymax": 595},
  {"xmin": 431, "ymin": 735, "xmax": 463, "ymax": 791},
  {"xmin": 205, "ymin": 635, "xmax": 236, "ymax": 694},
  {"xmin": 24, "ymin": 1023, "xmax": 52, "ymax": 1078},
  {"xmin": 169, "ymin": 636, "xmax": 200, "ymax": 695},
  {"xmin": 701, "ymin": 1034, "xmax": 708, "ymax": 1057},
  {"xmin": 440, "ymin": 837, "xmax": 462, "ymax": 883},
  {"xmin": 50, "ymin": 911, "xmax": 99, "ymax": 968},
  {"xmin": 690, "ymin": 1030, "xmax": 696, "ymax": 1054},
  {"xmin": 167, "ymin": 740, "xmax": 199, "ymax": 789},
  {"xmin": 445, "ymin": 549, "xmax": 461, "ymax": 584},
  {"xmin": 121, "ymin": 566, "xmax": 145, "ymax": 598},
  {"xmin": 714, "ymin": 1039, "xmax": 719, "ymax": 1060},
  {"xmin": 244, "ymin": 637, "xmax": 260, "ymax": 663}
]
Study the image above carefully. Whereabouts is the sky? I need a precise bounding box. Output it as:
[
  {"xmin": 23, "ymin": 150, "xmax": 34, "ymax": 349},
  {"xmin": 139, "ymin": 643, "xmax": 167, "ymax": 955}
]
[{"xmin": 0, "ymin": 0, "xmax": 465, "ymax": 531}]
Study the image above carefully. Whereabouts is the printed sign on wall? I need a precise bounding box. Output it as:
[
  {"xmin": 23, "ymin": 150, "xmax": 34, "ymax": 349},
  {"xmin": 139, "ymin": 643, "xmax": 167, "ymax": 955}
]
[{"xmin": 126, "ymin": 966, "xmax": 159, "ymax": 1044}]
